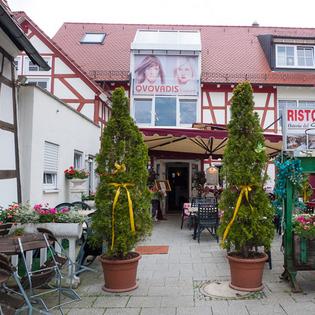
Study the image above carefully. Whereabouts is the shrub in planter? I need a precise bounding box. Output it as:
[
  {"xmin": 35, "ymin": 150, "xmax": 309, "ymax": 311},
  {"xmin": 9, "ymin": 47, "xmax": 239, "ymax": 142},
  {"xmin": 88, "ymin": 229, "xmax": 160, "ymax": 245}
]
[
  {"xmin": 93, "ymin": 87, "xmax": 152, "ymax": 292},
  {"xmin": 217, "ymin": 82, "xmax": 275, "ymax": 291}
]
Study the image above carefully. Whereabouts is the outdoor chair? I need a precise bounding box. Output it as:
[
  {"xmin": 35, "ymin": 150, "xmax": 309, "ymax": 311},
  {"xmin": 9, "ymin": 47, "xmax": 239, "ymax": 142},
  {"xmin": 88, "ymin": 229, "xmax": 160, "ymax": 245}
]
[
  {"xmin": 14, "ymin": 232, "xmax": 80, "ymax": 314},
  {"xmin": 180, "ymin": 203, "xmax": 192, "ymax": 229},
  {"xmin": 0, "ymin": 253, "xmax": 48, "ymax": 315},
  {"xmin": 196, "ymin": 204, "xmax": 219, "ymax": 243},
  {"xmin": 38, "ymin": 227, "xmax": 95, "ymax": 277},
  {"xmin": 71, "ymin": 201, "xmax": 91, "ymax": 210},
  {"xmin": 0, "ymin": 223, "xmax": 13, "ymax": 237},
  {"xmin": 55, "ymin": 203, "xmax": 72, "ymax": 212},
  {"xmin": 75, "ymin": 213, "xmax": 102, "ymax": 272}
]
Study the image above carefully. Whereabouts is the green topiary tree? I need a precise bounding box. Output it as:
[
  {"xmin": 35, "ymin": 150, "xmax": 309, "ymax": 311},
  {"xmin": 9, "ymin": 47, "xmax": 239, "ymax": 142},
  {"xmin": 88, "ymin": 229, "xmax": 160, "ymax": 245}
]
[
  {"xmin": 217, "ymin": 82, "xmax": 274, "ymax": 258},
  {"xmin": 93, "ymin": 87, "xmax": 152, "ymax": 259}
]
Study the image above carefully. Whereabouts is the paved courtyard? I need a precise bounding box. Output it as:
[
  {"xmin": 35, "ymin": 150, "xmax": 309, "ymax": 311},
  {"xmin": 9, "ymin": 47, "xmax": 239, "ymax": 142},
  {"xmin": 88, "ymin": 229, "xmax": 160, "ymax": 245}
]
[{"xmin": 61, "ymin": 214, "xmax": 315, "ymax": 315}]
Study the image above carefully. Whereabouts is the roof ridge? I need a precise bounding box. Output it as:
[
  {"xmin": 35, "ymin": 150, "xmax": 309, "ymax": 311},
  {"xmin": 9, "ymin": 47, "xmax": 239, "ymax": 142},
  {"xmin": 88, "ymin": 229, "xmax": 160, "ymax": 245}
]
[{"xmin": 58, "ymin": 21, "xmax": 315, "ymax": 31}]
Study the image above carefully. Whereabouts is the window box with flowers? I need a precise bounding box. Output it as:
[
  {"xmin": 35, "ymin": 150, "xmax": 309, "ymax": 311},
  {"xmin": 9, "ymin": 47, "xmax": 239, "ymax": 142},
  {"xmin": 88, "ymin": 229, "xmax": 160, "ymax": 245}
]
[
  {"xmin": 7, "ymin": 203, "xmax": 85, "ymax": 239},
  {"xmin": 293, "ymin": 213, "xmax": 315, "ymax": 269},
  {"xmin": 64, "ymin": 166, "xmax": 89, "ymax": 192}
]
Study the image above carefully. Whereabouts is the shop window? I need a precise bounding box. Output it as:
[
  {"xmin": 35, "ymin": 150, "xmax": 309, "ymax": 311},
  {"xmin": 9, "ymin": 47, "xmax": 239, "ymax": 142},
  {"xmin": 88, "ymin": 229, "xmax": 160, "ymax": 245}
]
[
  {"xmin": 134, "ymin": 99, "xmax": 152, "ymax": 124},
  {"xmin": 155, "ymin": 97, "xmax": 176, "ymax": 126},
  {"xmin": 180, "ymin": 100, "xmax": 196, "ymax": 125}
]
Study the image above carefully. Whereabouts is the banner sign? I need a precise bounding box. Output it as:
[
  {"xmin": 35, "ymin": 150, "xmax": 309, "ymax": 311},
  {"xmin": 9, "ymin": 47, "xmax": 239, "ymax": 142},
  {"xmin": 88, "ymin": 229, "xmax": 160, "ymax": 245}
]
[
  {"xmin": 283, "ymin": 104, "xmax": 315, "ymax": 151},
  {"xmin": 132, "ymin": 55, "xmax": 199, "ymax": 96}
]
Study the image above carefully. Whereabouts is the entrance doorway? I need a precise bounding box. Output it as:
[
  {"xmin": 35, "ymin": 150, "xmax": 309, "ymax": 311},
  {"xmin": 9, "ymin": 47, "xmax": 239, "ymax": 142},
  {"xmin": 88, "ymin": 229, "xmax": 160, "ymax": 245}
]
[{"xmin": 166, "ymin": 162, "xmax": 189, "ymax": 213}]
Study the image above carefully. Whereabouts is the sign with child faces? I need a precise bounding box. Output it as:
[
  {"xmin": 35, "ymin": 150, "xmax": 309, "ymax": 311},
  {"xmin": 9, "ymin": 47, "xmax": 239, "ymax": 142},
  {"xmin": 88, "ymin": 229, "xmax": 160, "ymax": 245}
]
[
  {"xmin": 283, "ymin": 103, "xmax": 315, "ymax": 151},
  {"xmin": 132, "ymin": 55, "xmax": 199, "ymax": 96}
]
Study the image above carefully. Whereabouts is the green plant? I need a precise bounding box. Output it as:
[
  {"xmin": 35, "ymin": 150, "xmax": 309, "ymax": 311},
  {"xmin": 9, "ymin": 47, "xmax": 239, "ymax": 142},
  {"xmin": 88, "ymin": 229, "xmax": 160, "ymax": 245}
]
[
  {"xmin": 93, "ymin": 87, "xmax": 152, "ymax": 259},
  {"xmin": 293, "ymin": 213, "xmax": 315, "ymax": 239},
  {"xmin": 217, "ymin": 82, "xmax": 274, "ymax": 258},
  {"xmin": 82, "ymin": 193, "xmax": 95, "ymax": 201},
  {"xmin": 193, "ymin": 171, "xmax": 206, "ymax": 197},
  {"xmin": 64, "ymin": 166, "xmax": 89, "ymax": 179},
  {"xmin": 12, "ymin": 227, "xmax": 25, "ymax": 236}
]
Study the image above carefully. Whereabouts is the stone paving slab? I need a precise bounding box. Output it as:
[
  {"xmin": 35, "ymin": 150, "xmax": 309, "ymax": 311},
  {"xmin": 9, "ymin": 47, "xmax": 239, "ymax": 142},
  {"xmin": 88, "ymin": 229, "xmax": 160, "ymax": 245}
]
[{"xmin": 60, "ymin": 215, "xmax": 315, "ymax": 315}]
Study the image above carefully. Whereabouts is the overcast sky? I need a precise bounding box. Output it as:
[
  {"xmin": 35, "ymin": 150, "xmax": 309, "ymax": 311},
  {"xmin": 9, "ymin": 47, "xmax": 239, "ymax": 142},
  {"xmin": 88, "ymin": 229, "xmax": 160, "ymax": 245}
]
[{"xmin": 7, "ymin": 0, "xmax": 315, "ymax": 37}]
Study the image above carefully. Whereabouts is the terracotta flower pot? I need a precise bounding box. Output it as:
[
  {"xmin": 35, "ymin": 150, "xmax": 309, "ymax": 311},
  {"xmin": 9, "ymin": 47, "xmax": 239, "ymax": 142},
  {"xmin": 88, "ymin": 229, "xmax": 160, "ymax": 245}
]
[
  {"xmin": 99, "ymin": 252, "xmax": 141, "ymax": 292},
  {"xmin": 227, "ymin": 252, "xmax": 268, "ymax": 292}
]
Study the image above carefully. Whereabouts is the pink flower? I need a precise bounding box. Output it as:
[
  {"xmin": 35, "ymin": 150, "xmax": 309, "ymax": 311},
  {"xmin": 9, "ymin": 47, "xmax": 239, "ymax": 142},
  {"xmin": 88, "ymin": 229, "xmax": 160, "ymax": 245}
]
[{"xmin": 49, "ymin": 208, "xmax": 57, "ymax": 214}]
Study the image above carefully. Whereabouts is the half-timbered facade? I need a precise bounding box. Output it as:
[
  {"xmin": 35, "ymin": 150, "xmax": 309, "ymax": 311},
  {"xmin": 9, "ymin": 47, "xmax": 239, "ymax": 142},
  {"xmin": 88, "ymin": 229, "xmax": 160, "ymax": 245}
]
[
  {"xmin": 45, "ymin": 22, "xmax": 315, "ymax": 211},
  {"xmin": 13, "ymin": 12, "xmax": 111, "ymax": 126}
]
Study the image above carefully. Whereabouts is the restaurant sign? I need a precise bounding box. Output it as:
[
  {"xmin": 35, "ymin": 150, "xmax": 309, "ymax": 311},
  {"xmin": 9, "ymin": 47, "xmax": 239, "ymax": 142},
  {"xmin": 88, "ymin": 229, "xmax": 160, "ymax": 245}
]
[{"xmin": 282, "ymin": 104, "xmax": 315, "ymax": 151}]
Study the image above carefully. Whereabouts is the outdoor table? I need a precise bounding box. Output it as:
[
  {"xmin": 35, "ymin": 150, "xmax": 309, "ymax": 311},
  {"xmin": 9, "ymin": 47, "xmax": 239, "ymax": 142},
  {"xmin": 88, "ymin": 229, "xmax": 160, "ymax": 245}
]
[{"xmin": 0, "ymin": 233, "xmax": 52, "ymax": 272}]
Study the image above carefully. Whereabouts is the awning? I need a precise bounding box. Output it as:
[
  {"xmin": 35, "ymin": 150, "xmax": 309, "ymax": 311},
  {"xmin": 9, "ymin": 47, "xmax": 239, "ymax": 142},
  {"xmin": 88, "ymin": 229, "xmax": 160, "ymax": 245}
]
[{"xmin": 140, "ymin": 127, "xmax": 282, "ymax": 159}]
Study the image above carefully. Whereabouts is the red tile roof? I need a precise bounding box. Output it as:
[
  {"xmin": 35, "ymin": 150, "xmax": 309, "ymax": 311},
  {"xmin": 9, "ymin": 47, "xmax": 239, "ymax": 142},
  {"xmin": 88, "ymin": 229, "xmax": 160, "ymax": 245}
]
[{"xmin": 53, "ymin": 23, "xmax": 315, "ymax": 85}]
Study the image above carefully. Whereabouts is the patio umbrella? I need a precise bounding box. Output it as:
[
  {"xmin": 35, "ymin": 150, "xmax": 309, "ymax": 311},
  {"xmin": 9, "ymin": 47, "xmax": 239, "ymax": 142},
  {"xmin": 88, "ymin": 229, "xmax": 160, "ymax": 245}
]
[{"xmin": 140, "ymin": 126, "xmax": 282, "ymax": 159}]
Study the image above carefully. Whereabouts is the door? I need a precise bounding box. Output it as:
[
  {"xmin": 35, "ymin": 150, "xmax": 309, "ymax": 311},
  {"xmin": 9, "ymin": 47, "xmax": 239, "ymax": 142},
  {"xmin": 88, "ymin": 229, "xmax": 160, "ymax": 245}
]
[{"xmin": 166, "ymin": 163, "xmax": 189, "ymax": 212}]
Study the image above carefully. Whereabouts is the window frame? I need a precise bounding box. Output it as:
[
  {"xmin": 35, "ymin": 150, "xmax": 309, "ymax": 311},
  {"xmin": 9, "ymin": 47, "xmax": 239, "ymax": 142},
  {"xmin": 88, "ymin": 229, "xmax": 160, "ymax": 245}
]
[
  {"xmin": 74, "ymin": 150, "xmax": 84, "ymax": 170},
  {"xmin": 276, "ymin": 44, "xmax": 315, "ymax": 69},
  {"xmin": 80, "ymin": 33, "xmax": 106, "ymax": 44},
  {"xmin": 23, "ymin": 56, "xmax": 51, "ymax": 74},
  {"xmin": 132, "ymin": 96, "xmax": 198, "ymax": 127},
  {"xmin": 27, "ymin": 77, "xmax": 51, "ymax": 91},
  {"xmin": 43, "ymin": 141, "xmax": 59, "ymax": 190}
]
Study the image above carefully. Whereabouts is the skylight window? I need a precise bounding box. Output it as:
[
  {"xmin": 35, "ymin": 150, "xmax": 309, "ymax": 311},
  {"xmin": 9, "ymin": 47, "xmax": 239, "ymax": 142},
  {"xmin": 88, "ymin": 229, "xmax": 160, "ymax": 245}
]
[{"xmin": 80, "ymin": 33, "xmax": 106, "ymax": 44}]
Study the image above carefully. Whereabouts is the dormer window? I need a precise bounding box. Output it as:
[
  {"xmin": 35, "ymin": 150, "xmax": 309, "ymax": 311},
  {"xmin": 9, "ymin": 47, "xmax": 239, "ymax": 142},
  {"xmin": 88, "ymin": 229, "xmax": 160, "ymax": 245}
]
[
  {"xmin": 80, "ymin": 33, "xmax": 106, "ymax": 44},
  {"xmin": 276, "ymin": 45, "xmax": 314, "ymax": 68}
]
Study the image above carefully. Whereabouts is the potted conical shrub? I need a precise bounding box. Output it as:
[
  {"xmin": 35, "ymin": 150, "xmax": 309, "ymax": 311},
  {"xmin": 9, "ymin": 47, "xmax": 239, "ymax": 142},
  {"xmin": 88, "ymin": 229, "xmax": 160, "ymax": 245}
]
[
  {"xmin": 217, "ymin": 82, "xmax": 274, "ymax": 291},
  {"xmin": 93, "ymin": 87, "xmax": 152, "ymax": 292}
]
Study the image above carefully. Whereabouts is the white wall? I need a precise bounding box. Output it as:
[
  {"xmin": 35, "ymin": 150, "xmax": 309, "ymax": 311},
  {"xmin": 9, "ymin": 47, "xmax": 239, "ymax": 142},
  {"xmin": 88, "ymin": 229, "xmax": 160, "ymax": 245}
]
[
  {"xmin": 0, "ymin": 30, "xmax": 19, "ymax": 208},
  {"xmin": 18, "ymin": 86, "xmax": 101, "ymax": 207}
]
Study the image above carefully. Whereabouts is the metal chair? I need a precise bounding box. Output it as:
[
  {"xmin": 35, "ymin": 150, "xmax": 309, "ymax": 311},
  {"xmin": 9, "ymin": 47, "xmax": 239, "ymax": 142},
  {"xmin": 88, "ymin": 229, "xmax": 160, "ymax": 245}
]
[
  {"xmin": 15, "ymin": 233, "xmax": 80, "ymax": 314},
  {"xmin": 55, "ymin": 203, "xmax": 72, "ymax": 212},
  {"xmin": 71, "ymin": 201, "xmax": 91, "ymax": 210},
  {"xmin": 196, "ymin": 204, "xmax": 219, "ymax": 243},
  {"xmin": 0, "ymin": 253, "xmax": 48, "ymax": 315},
  {"xmin": 0, "ymin": 223, "xmax": 13, "ymax": 237}
]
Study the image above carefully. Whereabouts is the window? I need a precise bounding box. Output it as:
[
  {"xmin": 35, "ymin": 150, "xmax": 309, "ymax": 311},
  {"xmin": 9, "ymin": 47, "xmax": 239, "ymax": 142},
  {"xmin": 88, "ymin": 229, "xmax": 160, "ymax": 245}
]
[
  {"xmin": 297, "ymin": 47, "xmax": 314, "ymax": 67},
  {"xmin": 43, "ymin": 141, "xmax": 59, "ymax": 189},
  {"xmin": 276, "ymin": 45, "xmax": 315, "ymax": 68},
  {"xmin": 155, "ymin": 97, "xmax": 176, "ymax": 126},
  {"xmin": 180, "ymin": 100, "xmax": 196, "ymax": 125},
  {"xmin": 134, "ymin": 99, "xmax": 152, "ymax": 124},
  {"xmin": 277, "ymin": 46, "xmax": 294, "ymax": 66},
  {"xmin": 27, "ymin": 78, "xmax": 50, "ymax": 91},
  {"xmin": 28, "ymin": 58, "xmax": 50, "ymax": 72},
  {"xmin": 80, "ymin": 33, "xmax": 106, "ymax": 44},
  {"xmin": 74, "ymin": 150, "xmax": 83, "ymax": 169},
  {"xmin": 132, "ymin": 97, "xmax": 197, "ymax": 127}
]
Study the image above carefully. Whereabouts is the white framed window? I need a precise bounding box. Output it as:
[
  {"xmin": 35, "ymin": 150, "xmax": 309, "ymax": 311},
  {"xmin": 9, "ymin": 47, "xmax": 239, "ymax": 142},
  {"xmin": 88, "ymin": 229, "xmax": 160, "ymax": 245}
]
[
  {"xmin": 23, "ymin": 56, "xmax": 51, "ymax": 74},
  {"xmin": 297, "ymin": 46, "xmax": 314, "ymax": 67},
  {"xmin": 179, "ymin": 99, "xmax": 197, "ymax": 126},
  {"xmin": 27, "ymin": 78, "xmax": 51, "ymax": 91},
  {"xmin": 133, "ymin": 97, "xmax": 197, "ymax": 127},
  {"xmin": 43, "ymin": 141, "xmax": 59, "ymax": 190},
  {"xmin": 80, "ymin": 33, "xmax": 106, "ymax": 44},
  {"xmin": 74, "ymin": 150, "xmax": 83, "ymax": 169},
  {"xmin": 276, "ymin": 45, "xmax": 315, "ymax": 68}
]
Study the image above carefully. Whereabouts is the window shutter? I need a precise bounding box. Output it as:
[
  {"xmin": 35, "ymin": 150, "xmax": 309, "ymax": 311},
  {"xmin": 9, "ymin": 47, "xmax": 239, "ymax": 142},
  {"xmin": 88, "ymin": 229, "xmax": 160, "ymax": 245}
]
[{"xmin": 44, "ymin": 141, "xmax": 59, "ymax": 173}]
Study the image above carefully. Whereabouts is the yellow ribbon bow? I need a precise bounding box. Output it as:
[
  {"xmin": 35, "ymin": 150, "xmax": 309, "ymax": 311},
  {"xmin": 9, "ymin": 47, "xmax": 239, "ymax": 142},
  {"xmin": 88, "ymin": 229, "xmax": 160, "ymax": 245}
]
[
  {"xmin": 221, "ymin": 185, "xmax": 252, "ymax": 246},
  {"xmin": 109, "ymin": 182, "xmax": 135, "ymax": 250},
  {"xmin": 113, "ymin": 162, "xmax": 126, "ymax": 174}
]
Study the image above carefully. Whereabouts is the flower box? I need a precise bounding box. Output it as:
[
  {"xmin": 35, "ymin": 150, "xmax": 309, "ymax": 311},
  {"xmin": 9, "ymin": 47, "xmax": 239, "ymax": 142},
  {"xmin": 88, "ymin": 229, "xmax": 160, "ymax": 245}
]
[
  {"xmin": 12, "ymin": 223, "xmax": 83, "ymax": 239},
  {"xmin": 68, "ymin": 178, "xmax": 88, "ymax": 192},
  {"xmin": 293, "ymin": 234, "xmax": 315, "ymax": 270}
]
